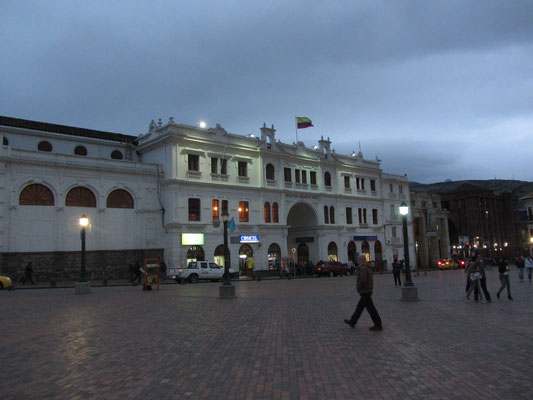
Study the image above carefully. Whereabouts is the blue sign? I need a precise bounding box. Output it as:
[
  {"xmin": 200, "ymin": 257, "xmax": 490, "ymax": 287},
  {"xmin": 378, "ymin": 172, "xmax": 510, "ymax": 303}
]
[
  {"xmin": 353, "ymin": 235, "xmax": 378, "ymax": 241},
  {"xmin": 240, "ymin": 235, "xmax": 259, "ymax": 243},
  {"xmin": 296, "ymin": 237, "xmax": 314, "ymax": 243}
]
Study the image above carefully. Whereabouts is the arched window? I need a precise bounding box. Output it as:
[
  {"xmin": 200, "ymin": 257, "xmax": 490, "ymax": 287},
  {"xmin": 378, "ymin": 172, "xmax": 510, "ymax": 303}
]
[
  {"xmin": 264, "ymin": 202, "xmax": 271, "ymax": 223},
  {"xmin": 106, "ymin": 189, "xmax": 134, "ymax": 208},
  {"xmin": 328, "ymin": 242, "xmax": 338, "ymax": 261},
  {"xmin": 324, "ymin": 205, "xmax": 329, "ymax": 224},
  {"xmin": 267, "ymin": 243, "xmax": 281, "ymax": 270},
  {"xmin": 111, "ymin": 150, "xmax": 123, "ymax": 160},
  {"xmin": 324, "ymin": 172, "xmax": 331, "ymax": 187},
  {"xmin": 19, "ymin": 184, "xmax": 54, "ymax": 206},
  {"xmin": 272, "ymin": 202, "xmax": 279, "ymax": 223},
  {"xmin": 66, "ymin": 187, "xmax": 96, "ymax": 207},
  {"xmin": 266, "ymin": 163, "xmax": 275, "ymax": 180},
  {"xmin": 74, "ymin": 146, "xmax": 87, "ymax": 156},
  {"xmin": 38, "ymin": 141, "xmax": 52, "ymax": 152},
  {"xmin": 348, "ymin": 241, "xmax": 357, "ymax": 264},
  {"xmin": 330, "ymin": 206, "xmax": 335, "ymax": 224},
  {"xmin": 2, "ymin": 137, "xmax": 8, "ymax": 146}
]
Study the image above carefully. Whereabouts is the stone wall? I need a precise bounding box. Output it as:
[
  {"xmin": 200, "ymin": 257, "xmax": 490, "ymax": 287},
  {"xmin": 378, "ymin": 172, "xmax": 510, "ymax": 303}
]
[{"xmin": 0, "ymin": 248, "xmax": 164, "ymax": 282}]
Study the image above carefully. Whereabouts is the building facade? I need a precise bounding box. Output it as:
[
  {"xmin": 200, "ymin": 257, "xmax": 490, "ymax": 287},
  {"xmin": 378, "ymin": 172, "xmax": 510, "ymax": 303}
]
[{"xmin": 0, "ymin": 116, "xmax": 414, "ymax": 280}]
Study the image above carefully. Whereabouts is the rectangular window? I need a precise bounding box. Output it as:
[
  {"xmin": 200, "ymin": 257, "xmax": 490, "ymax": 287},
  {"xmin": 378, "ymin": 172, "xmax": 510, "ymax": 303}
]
[
  {"xmin": 211, "ymin": 157, "xmax": 218, "ymax": 174},
  {"xmin": 302, "ymin": 170, "xmax": 307, "ymax": 184},
  {"xmin": 433, "ymin": 201, "xmax": 438, "ymax": 208},
  {"xmin": 222, "ymin": 200, "xmax": 228, "ymax": 215},
  {"xmin": 188, "ymin": 154, "xmax": 199, "ymax": 171},
  {"xmin": 346, "ymin": 207, "xmax": 353, "ymax": 224},
  {"xmin": 310, "ymin": 171, "xmax": 317, "ymax": 185},
  {"xmin": 239, "ymin": 201, "xmax": 249, "ymax": 222},
  {"xmin": 188, "ymin": 198, "xmax": 201, "ymax": 221},
  {"xmin": 390, "ymin": 204, "xmax": 396, "ymax": 218},
  {"xmin": 399, "ymin": 185, "xmax": 403, "ymax": 194},
  {"xmin": 372, "ymin": 209, "xmax": 378, "ymax": 225},
  {"xmin": 392, "ymin": 226, "xmax": 397, "ymax": 237},
  {"xmin": 284, "ymin": 167, "xmax": 292, "ymax": 182},
  {"xmin": 361, "ymin": 179, "xmax": 365, "ymax": 191},
  {"xmin": 212, "ymin": 199, "xmax": 219, "ymax": 221},
  {"xmin": 295, "ymin": 169, "xmax": 300, "ymax": 183},
  {"xmin": 363, "ymin": 208, "xmax": 367, "ymax": 224},
  {"xmin": 370, "ymin": 179, "xmax": 376, "ymax": 191},
  {"xmin": 389, "ymin": 184, "xmax": 393, "ymax": 193},
  {"xmin": 356, "ymin": 178, "xmax": 361, "ymax": 190},
  {"xmin": 238, "ymin": 161, "xmax": 247, "ymax": 177},
  {"xmin": 220, "ymin": 159, "xmax": 227, "ymax": 175},
  {"xmin": 344, "ymin": 176, "xmax": 350, "ymax": 189},
  {"xmin": 358, "ymin": 208, "xmax": 363, "ymax": 224}
]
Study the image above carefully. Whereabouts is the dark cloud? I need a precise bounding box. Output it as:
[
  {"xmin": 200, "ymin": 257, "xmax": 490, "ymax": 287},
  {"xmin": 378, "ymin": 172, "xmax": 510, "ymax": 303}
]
[{"xmin": 1, "ymin": 0, "xmax": 532, "ymax": 182}]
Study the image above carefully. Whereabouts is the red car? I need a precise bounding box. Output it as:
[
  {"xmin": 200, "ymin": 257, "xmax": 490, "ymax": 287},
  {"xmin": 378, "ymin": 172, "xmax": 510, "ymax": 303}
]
[{"xmin": 316, "ymin": 261, "xmax": 350, "ymax": 277}]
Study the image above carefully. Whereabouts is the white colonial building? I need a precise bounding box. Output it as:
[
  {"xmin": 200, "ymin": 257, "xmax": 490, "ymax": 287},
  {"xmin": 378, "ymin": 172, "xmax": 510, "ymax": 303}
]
[{"xmin": 0, "ymin": 115, "xmax": 414, "ymax": 280}]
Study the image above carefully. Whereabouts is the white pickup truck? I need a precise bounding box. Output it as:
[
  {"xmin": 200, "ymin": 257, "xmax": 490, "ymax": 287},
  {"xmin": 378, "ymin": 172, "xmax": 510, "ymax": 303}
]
[{"xmin": 168, "ymin": 261, "xmax": 238, "ymax": 283}]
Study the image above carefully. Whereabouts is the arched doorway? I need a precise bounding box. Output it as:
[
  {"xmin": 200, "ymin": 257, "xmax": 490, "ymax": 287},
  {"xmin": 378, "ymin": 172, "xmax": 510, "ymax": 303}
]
[
  {"xmin": 187, "ymin": 246, "xmax": 205, "ymax": 264},
  {"xmin": 374, "ymin": 241, "xmax": 383, "ymax": 272},
  {"xmin": 361, "ymin": 241, "xmax": 370, "ymax": 261},
  {"xmin": 214, "ymin": 244, "xmax": 230, "ymax": 268},
  {"xmin": 297, "ymin": 243, "xmax": 309, "ymax": 264},
  {"xmin": 327, "ymin": 242, "xmax": 338, "ymax": 261},
  {"xmin": 239, "ymin": 244, "xmax": 254, "ymax": 277},
  {"xmin": 348, "ymin": 241, "xmax": 357, "ymax": 264},
  {"xmin": 268, "ymin": 243, "xmax": 281, "ymax": 270},
  {"xmin": 287, "ymin": 202, "xmax": 318, "ymax": 264}
]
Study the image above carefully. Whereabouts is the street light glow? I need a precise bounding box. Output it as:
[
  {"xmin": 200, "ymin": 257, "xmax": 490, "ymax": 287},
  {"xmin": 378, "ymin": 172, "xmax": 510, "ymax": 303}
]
[
  {"xmin": 79, "ymin": 215, "xmax": 89, "ymax": 227},
  {"xmin": 199, "ymin": 121, "xmax": 207, "ymax": 128},
  {"xmin": 399, "ymin": 202, "xmax": 409, "ymax": 216}
]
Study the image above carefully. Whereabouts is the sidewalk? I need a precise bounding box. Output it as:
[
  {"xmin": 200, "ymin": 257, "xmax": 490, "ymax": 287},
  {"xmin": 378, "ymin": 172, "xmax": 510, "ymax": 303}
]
[{"xmin": 1, "ymin": 268, "xmax": 532, "ymax": 399}]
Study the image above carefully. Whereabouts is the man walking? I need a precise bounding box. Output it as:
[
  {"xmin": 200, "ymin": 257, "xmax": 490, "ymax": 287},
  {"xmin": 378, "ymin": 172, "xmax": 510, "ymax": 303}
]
[{"xmin": 344, "ymin": 255, "xmax": 383, "ymax": 331}]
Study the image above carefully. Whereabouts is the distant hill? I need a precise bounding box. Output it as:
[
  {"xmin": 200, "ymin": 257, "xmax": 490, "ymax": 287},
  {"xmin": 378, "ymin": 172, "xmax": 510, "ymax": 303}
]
[{"xmin": 410, "ymin": 179, "xmax": 533, "ymax": 200}]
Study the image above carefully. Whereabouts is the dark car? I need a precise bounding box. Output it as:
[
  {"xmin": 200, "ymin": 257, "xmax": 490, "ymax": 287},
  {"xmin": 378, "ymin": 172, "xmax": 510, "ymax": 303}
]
[{"xmin": 315, "ymin": 261, "xmax": 350, "ymax": 277}]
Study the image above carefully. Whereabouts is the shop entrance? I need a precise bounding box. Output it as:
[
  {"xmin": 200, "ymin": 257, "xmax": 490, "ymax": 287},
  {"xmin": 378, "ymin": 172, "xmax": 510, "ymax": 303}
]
[
  {"xmin": 214, "ymin": 244, "xmax": 230, "ymax": 268},
  {"xmin": 348, "ymin": 241, "xmax": 357, "ymax": 264},
  {"xmin": 239, "ymin": 244, "xmax": 254, "ymax": 277},
  {"xmin": 268, "ymin": 243, "xmax": 281, "ymax": 270},
  {"xmin": 186, "ymin": 246, "xmax": 205, "ymax": 265},
  {"xmin": 297, "ymin": 243, "xmax": 309, "ymax": 264}
]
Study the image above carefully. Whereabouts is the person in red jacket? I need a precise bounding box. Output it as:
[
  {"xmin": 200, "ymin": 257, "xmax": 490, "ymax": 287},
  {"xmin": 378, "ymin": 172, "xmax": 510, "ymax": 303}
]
[{"xmin": 344, "ymin": 255, "xmax": 383, "ymax": 331}]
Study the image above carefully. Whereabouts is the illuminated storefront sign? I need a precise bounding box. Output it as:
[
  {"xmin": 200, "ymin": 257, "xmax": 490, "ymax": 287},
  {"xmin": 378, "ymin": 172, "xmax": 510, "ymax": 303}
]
[
  {"xmin": 181, "ymin": 233, "xmax": 205, "ymax": 245},
  {"xmin": 240, "ymin": 235, "xmax": 259, "ymax": 243}
]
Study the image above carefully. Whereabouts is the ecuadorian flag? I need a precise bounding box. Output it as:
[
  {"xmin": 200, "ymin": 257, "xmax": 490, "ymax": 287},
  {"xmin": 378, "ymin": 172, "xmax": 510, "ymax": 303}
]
[{"xmin": 296, "ymin": 117, "xmax": 313, "ymax": 129}]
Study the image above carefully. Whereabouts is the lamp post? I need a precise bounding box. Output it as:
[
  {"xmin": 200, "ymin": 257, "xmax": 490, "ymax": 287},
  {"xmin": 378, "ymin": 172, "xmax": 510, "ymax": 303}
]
[
  {"xmin": 399, "ymin": 202, "xmax": 418, "ymax": 300},
  {"xmin": 219, "ymin": 212, "xmax": 236, "ymax": 298},
  {"xmin": 75, "ymin": 215, "xmax": 91, "ymax": 294}
]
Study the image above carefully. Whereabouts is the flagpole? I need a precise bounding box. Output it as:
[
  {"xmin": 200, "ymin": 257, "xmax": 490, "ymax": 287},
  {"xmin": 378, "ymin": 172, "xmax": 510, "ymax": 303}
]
[{"xmin": 295, "ymin": 116, "xmax": 298, "ymax": 143}]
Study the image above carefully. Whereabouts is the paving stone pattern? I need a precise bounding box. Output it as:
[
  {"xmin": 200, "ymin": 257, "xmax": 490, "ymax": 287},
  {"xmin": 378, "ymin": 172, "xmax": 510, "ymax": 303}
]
[{"xmin": 1, "ymin": 269, "xmax": 532, "ymax": 399}]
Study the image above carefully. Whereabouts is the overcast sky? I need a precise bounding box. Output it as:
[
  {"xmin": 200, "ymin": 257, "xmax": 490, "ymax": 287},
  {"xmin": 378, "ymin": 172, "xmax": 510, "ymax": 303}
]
[{"xmin": 2, "ymin": 0, "xmax": 532, "ymax": 183}]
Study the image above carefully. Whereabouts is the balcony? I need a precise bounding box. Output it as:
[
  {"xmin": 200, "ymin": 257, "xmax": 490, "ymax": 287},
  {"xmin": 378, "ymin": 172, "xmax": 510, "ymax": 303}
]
[
  {"xmin": 344, "ymin": 188, "xmax": 352, "ymax": 194},
  {"xmin": 357, "ymin": 189, "xmax": 367, "ymax": 195},
  {"xmin": 371, "ymin": 191, "xmax": 378, "ymax": 197},
  {"xmin": 325, "ymin": 186, "xmax": 332, "ymax": 192},
  {"xmin": 187, "ymin": 170, "xmax": 202, "ymax": 180},
  {"xmin": 266, "ymin": 179, "xmax": 276, "ymax": 187},
  {"xmin": 211, "ymin": 173, "xmax": 229, "ymax": 182},
  {"xmin": 391, "ymin": 237, "xmax": 402, "ymax": 244},
  {"xmin": 237, "ymin": 176, "xmax": 250, "ymax": 184},
  {"xmin": 295, "ymin": 183, "xmax": 309, "ymax": 190},
  {"xmin": 284, "ymin": 182, "xmax": 293, "ymax": 189},
  {"xmin": 389, "ymin": 193, "xmax": 398, "ymax": 199}
]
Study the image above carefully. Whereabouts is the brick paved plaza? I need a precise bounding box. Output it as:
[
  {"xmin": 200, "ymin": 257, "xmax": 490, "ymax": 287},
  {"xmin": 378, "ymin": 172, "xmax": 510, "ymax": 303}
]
[{"xmin": 1, "ymin": 268, "xmax": 533, "ymax": 400}]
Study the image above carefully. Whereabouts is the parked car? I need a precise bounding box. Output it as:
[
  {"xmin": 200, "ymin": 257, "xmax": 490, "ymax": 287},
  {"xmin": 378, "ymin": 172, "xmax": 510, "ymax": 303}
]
[
  {"xmin": 168, "ymin": 261, "xmax": 238, "ymax": 283},
  {"xmin": 437, "ymin": 259, "xmax": 451, "ymax": 269},
  {"xmin": 0, "ymin": 275, "xmax": 14, "ymax": 290},
  {"xmin": 315, "ymin": 261, "xmax": 350, "ymax": 277}
]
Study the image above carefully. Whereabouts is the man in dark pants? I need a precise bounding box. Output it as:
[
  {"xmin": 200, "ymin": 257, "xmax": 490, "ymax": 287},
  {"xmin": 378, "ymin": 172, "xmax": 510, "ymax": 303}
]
[
  {"xmin": 478, "ymin": 255, "xmax": 492, "ymax": 302},
  {"xmin": 344, "ymin": 255, "xmax": 383, "ymax": 331},
  {"xmin": 22, "ymin": 262, "xmax": 35, "ymax": 285}
]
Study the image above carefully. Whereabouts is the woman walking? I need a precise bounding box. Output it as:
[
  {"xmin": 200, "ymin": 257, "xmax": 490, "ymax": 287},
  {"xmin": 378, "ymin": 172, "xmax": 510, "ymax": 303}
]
[
  {"xmin": 466, "ymin": 259, "xmax": 485, "ymax": 303},
  {"xmin": 496, "ymin": 258, "xmax": 512, "ymax": 300}
]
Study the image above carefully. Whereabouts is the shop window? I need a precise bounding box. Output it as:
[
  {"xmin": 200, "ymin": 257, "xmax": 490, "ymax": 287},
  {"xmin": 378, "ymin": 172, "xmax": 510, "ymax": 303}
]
[
  {"xmin": 284, "ymin": 167, "xmax": 291, "ymax": 182},
  {"xmin": 324, "ymin": 205, "xmax": 329, "ymax": 224},
  {"xmin": 324, "ymin": 172, "xmax": 331, "ymax": 187},
  {"xmin": 346, "ymin": 207, "xmax": 353, "ymax": 225},
  {"xmin": 310, "ymin": 171, "xmax": 317, "ymax": 185},
  {"xmin": 212, "ymin": 199, "xmax": 219, "ymax": 221},
  {"xmin": 38, "ymin": 141, "xmax": 52, "ymax": 152},
  {"xmin": 107, "ymin": 189, "xmax": 134, "ymax": 208},
  {"xmin": 66, "ymin": 187, "xmax": 96, "ymax": 207},
  {"xmin": 330, "ymin": 206, "xmax": 335, "ymax": 224},
  {"xmin": 327, "ymin": 242, "xmax": 338, "ymax": 261},
  {"xmin": 188, "ymin": 154, "xmax": 199, "ymax": 171},
  {"xmin": 264, "ymin": 202, "xmax": 271, "ymax": 223},
  {"xmin": 188, "ymin": 198, "xmax": 201, "ymax": 221},
  {"xmin": 238, "ymin": 161, "xmax": 247, "ymax": 177},
  {"xmin": 266, "ymin": 164, "xmax": 275, "ymax": 180},
  {"xmin": 74, "ymin": 146, "xmax": 87, "ymax": 156},
  {"xmin": 19, "ymin": 184, "xmax": 54, "ymax": 206},
  {"xmin": 239, "ymin": 201, "xmax": 249, "ymax": 222},
  {"xmin": 272, "ymin": 202, "xmax": 279, "ymax": 223},
  {"xmin": 111, "ymin": 150, "xmax": 123, "ymax": 160}
]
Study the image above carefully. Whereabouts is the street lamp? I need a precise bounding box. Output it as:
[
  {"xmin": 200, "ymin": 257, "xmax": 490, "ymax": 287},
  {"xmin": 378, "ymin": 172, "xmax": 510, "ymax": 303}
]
[
  {"xmin": 75, "ymin": 215, "xmax": 91, "ymax": 294},
  {"xmin": 399, "ymin": 202, "xmax": 418, "ymax": 300},
  {"xmin": 219, "ymin": 212, "xmax": 236, "ymax": 298}
]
